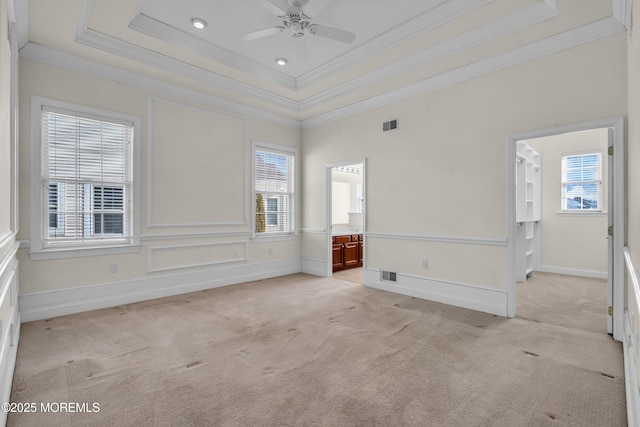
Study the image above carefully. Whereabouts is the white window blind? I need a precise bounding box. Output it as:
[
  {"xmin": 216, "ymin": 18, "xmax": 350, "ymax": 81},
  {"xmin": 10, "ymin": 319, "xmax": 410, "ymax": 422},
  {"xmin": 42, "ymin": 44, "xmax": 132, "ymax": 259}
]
[
  {"xmin": 561, "ymin": 152, "xmax": 602, "ymax": 211},
  {"xmin": 41, "ymin": 108, "xmax": 133, "ymax": 247},
  {"xmin": 255, "ymin": 147, "xmax": 294, "ymax": 235}
]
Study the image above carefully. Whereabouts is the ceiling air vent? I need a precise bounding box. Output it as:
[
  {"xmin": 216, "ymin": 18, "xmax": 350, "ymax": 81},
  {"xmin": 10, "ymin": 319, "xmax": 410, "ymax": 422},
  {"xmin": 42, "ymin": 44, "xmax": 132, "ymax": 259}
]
[
  {"xmin": 381, "ymin": 271, "xmax": 397, "ymax": 282},
  {"xmin": 383, "ymin": 119, "xmax": 398, "ymax": 132}
]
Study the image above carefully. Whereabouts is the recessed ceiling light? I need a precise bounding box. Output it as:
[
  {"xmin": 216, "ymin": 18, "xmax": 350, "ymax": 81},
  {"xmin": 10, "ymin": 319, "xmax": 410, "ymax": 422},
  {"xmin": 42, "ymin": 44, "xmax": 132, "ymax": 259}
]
[
  {"xmin": 191, "ymin": 18, "xmax": 206, "ymax": 30},
  {"xmin": 275, "ymin": 58, "xmax": 288, "ymax": 66}
]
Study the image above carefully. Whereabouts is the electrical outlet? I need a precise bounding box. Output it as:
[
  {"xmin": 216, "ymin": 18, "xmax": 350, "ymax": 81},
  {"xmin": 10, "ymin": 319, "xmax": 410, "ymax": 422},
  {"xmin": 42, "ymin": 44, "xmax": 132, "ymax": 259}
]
[
  {"xmin": 110, "ymin": 263, "xmax": 119, "ymax": 273},
  {"xmin": 233, "ymin": 251, "xmax": 238, "ymax": 258},
  {"xmin": 422, "ymin": 259, "xmax": 428, "ymax": 269},
  {"xmin": 268, "ymin": 248, "xmax": 273, "ymax": 255}
]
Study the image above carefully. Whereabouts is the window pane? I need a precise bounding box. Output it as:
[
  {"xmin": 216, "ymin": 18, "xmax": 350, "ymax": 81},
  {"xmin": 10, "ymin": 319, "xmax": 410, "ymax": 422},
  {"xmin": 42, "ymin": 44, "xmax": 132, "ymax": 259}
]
[
  {"xmin": 42, "ymin": 109, "xmax": 133, "ymax": 246},
  {"xmin": 561, "ymin": 152, "xmax": 602, "ymax": 211},
  {"xmin": 255, "ymin": 147, "xmax": 294, "ymax": 234}
]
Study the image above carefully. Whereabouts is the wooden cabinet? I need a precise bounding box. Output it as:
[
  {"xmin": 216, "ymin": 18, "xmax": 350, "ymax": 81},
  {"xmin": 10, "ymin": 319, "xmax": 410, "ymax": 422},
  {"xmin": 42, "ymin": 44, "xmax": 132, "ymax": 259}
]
[{"xmin": 332, "ymin": 234, "xmax": 363, "ymax": 272}]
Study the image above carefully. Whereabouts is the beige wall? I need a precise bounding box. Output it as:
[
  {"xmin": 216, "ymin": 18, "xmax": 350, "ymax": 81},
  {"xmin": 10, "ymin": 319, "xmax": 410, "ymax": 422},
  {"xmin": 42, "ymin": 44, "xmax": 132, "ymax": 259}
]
[
  {"xmin": 526, "ymin": 128, "xmax": 608, "ymax": 276},
  {"xmin": 17, "ymin": 58, "xmax": 301, "ymax": 294},
  {"xmin": 302, "ymin": 34, "xmax": 627, "ymax": 291}
]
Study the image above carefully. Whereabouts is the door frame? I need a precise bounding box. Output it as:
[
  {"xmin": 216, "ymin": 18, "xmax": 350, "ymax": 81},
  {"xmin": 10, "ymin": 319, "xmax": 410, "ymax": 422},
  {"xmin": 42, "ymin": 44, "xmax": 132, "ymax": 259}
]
[
  {"xmin": 507, "ymin": 117, "xmax": 624, "ymax": 341},
  {"xmin": 325, "ymin": 159, "xmax": 367, "ymax": 278}
]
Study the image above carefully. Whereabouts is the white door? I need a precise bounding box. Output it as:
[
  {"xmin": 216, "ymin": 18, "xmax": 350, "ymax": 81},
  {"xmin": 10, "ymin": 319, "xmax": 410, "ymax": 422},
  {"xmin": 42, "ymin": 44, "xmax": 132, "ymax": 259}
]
[{"xmin": 607, "ymin": 128, "xmax": 613, "ymax": 335}]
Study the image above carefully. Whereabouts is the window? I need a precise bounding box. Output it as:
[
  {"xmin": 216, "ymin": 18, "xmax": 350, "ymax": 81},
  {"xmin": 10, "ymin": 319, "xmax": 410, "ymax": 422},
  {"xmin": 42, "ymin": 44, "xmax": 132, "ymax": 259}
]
[
  {"xmin": 254, "ymin": 144, "xmax": 295, "ymax": 236},
  {"xmin": 31, "ymin": 97, "xmax": 140, "ymax": 257},
  {"xmin": 561, "ymin": 152, "xmax": 602, "ymax": 211}
]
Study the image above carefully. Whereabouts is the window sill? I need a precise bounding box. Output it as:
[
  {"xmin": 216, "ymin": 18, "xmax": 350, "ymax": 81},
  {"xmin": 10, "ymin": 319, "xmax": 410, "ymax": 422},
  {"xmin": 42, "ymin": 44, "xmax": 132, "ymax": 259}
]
[
  {"xmin": 251, "ymin": 233, "xmax": 298, "ymax": 243},
  {"xmin": 556, "ymin": 211, "xmax": 608, "ymax": 217},
  {"xmin": 29, "ymin": 244, "xmax": 141, "ymax": 261}
]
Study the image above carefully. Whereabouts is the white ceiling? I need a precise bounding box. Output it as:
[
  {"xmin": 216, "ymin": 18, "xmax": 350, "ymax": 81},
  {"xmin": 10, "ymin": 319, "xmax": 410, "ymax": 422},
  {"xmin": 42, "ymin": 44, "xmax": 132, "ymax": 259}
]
[{"xmin": 21, "ymin": 0, "xmax": 629, "ymax": 126}]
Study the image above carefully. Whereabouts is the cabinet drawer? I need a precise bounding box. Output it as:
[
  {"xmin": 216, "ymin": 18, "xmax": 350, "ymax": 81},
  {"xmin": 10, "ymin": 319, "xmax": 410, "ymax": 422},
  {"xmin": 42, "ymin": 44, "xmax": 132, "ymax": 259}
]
[
  {"xmin": 334, "ymin": 235, "xmax": 350, "ymax": 244},
  {"xmin": 358, "ymin": 234, "xmax": 363, "ymax": 241},
  {"xmin": 351, "ymin": 235, "xmax": 360, "ymax": 242}
]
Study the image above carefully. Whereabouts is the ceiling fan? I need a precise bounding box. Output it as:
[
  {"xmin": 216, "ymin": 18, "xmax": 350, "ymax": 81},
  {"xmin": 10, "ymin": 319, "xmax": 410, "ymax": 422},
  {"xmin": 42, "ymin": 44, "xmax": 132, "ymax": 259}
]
[{"xmin": 242, "ymin": 0, "xmax": 356, "ymax": 60}]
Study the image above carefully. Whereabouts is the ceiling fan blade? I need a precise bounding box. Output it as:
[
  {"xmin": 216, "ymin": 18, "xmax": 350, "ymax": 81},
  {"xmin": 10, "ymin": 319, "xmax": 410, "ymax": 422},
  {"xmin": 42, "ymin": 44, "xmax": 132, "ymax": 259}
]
[
  {"xmin": 300, "ymin": 0, "xmax": 333, "ymax": 17},
  {"xmin": 294, "ymin": 36, "xmax": 308, "ymax": 60},
  {"xmin": 262, "ymin": 0, "xmax": 290, "ymax": 15},
  {"xmin": 309, "ymin": 24, "xmax": 356, "ymax": 43},
  {"xmin": 242, "ymin": 27, "xmax": 285, "ymax": 41}
]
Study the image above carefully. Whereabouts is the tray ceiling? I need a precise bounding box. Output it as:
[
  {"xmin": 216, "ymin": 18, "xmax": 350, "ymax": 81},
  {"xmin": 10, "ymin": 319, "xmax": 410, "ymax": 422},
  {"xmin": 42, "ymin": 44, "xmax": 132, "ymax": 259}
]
[{"xmin": 21, "ymin": 0, "xmax": 628, "ymax": 126}]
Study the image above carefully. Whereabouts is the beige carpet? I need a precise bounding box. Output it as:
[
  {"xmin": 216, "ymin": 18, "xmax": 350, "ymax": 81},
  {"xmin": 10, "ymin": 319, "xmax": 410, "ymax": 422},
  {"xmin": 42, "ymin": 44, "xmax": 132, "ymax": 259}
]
[
  {"xmin": 9, "ymin": 274, "xmax": 625, "ymax": 426},
  {"xmin": 517, "ymin": 272, "xmax": 608, "ymax": 334},
  {"xmin": 332, "ymin": 267, "xmax": 363, "ymax": 285}
]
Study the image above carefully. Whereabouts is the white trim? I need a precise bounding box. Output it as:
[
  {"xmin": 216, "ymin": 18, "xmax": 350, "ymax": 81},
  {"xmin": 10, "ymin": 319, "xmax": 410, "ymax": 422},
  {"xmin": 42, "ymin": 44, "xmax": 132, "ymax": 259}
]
[
  {"xmin": 363, "ymin": 268, "xmax": 508, "ymax": 317},
  {"xmin": 624, "ymin": 248, "xmax": 640, "ymax": 427},
  {"xmin": 297, "ymin": 0, "xmax": 494, "ymax": 89},
  {"xmin": 19, "ymin": 258, "xmax": 303, "ymax": 322},
  {"xmin": 29, "ymin": 96, "xmax": 142, "ymax": 258},
  {"xmin": 146, "ymin": 241, "xmax": 249, "ymax": 273},
  {"xmin": 252, "ymin": 140, "xmax": 299, "ymax": 239},
  {"xmin": 366, "ymin": 231, "xmax": 507, "ymax": 247},
  {"xmin": 300, "ymin": 229, "xmax": 326, "ymax": 234},
  {"xmin": 624, "ymin": 310, "xmax": 640, "ymax": 427},
  {"xmin": 555, "ymin": 211, "xmax": 607, "ymax": 216},
  {"xmin": 507, "ymin": 117, "xmax": 625, "ymax": 340},
  {"xmin": 613, "ymin": 0, "xmax": 632, "ymax": 29},
  {"xmin": 128, "ymin": 13, "xmax": 296, "ymax": 91},
  {"xmin": 19, "ymin": 43, "xmax": 301, "ymax": 129},
  {"xmin": 146, "ymin": 96, "xmax": 248, "ymax": 228},
  {"xmin": 10, "ymin": 0, "xmax": 27, "ymax": 49},
  {"xmin": 536, "ymin": 265, "xmax": 607, "ymax": 280},
  {"xmin": 0, "ymin": 244, "xmax": 20, "ymax": 419},
  {"xmin": 302, "ymin": 258, "xmax": 328, "ymax": 277},
  {"xmin": 302, "ymin": 16, "xmax": 626, "ymax": 128},
  {"xmin": 299, "ymin": 0, "xmax": 557, "ymax": 110},
  {"xmin": 141, "ymin": 231, "xmax": 253, "ymax": 241},
  {"xmin": 9, "ymin": 17, "xmax": 19, "ymax": 235},
  {"xmin": 0, "ymin": 232, "xmax": 14, "ymax": 254},
  {"xmin": 75, "ymin": 0, "xmax": 298, "ymax": 108},
  {"xmin": 625, "ymin": 247, "xmax": 640, "ymax": 330}
]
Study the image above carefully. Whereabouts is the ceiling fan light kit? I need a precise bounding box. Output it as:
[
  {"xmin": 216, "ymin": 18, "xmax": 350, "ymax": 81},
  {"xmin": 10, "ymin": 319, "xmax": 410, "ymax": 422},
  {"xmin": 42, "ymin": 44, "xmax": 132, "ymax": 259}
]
[
  {"xmin": 191, "ymin": 18, "xmax": 206, "ymax": 30},
  {"xmin": 243, "ymin": 0, "xmax": 356, "ymax": 60}
]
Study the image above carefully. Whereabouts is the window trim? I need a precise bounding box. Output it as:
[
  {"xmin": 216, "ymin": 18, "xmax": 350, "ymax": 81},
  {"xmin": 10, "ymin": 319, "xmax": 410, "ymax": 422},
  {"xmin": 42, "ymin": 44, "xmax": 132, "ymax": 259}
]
[
  {"xmin": 252, "ymin": 141, "xmax": 298, "ymax": 241},
  {"xmin": 30, "ymin": 96, "xmax": 141, "ymax": 260},
  {"xmin": 560, "ymin": 150, "xmax": 603, "ymax": 213}
]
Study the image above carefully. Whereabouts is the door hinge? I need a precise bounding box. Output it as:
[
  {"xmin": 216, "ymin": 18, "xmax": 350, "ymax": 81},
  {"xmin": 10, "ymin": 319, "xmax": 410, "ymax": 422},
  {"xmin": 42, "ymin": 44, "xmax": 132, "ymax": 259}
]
[
  {"xmin": 608, "ymin": 146, "xmax": 614, "ymax": 156},
  {"xmin": 608, "ymin": 225, "xmax": 614, "ymax": 236},
  {"xmin": 608, "ymin": 306, "xmax": 614, "ymax": 316}
]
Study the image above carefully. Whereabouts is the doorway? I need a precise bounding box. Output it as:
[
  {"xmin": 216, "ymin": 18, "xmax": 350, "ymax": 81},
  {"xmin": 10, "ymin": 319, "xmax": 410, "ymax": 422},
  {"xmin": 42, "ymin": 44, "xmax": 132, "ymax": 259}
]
[
  {"xmin": 326, "ymin": 160, "xmax": 366, "ymax": 285},
  {"xmin": 508, "ymin": 118, "xmax": 624, "ymax": 340}
]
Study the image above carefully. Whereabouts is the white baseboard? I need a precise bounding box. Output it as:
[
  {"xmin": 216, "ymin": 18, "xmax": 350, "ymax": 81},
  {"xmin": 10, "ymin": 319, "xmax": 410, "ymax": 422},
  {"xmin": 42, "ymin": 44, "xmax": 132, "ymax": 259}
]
[
  {"xmin": 625, "ymin": 310, "xmax": 640, "ymax": 427},
  {"xmin": 363, "ymin": 268, "xmax": 508, "ymax": 317},
  {"xmin": 537, "ymin": 265, "xmax": 607, "ymax": 279},
  {"xmin": 20, "ymin": 258, "xmax": 302, "ymax": 322},
  {"xmin": 302, "ymin": 258, "xmax": 328, "ymax": 277}
]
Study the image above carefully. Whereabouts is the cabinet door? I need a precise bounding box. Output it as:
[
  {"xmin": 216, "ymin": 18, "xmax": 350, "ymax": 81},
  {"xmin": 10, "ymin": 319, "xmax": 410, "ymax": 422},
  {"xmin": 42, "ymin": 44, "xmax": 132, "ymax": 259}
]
[
  {"xmin": 332, "ymin": 244, "xmax": 344, "ymax": 270},
  {"xmin": 359, "ymin": 241, "xmax": 364, "ymax": 264},
  {"xmin": 343, "ymin": 242, "xmax": 359, "ymax": 267}
]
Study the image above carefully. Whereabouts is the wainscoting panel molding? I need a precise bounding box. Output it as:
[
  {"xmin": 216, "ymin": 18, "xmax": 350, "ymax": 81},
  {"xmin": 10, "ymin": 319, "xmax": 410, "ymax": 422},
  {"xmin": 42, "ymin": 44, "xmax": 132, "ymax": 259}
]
[
  {"xmin": 624, "ymin": 246, "xmax": 640, "ymax": 427},
  {"xmin": 146, "ymin": 241, "xmax": 248, "ymax": 273},
  {"xmin": 0, "ymin": 243, "xmax": 20, "ymax": 425},
  {"xmin": 19, "ymin": 258, "xmax": 302, "ymax": 323},
  {"xmin": 363, "ymin": 268, "xmax": 508, "ymax": 317}
]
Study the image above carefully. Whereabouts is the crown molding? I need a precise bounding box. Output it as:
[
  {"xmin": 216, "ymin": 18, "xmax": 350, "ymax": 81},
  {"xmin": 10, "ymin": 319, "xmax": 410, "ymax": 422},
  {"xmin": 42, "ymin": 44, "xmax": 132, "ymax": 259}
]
[
  {"xmin": 302, "ymin": 16, "xmax": 626, "ymax": 128},
  {"xmin": 75, "ymin": 28, "xmax": 300, "ymax": 113},
  {"xmin": 19, "ymin": 43, "xmax": 301, "ymax": 129},
  {"xmin": 296, "ymin": 0, "xmax": 494, "ymax": 90},
  {"xmin": 612, "ymin": 0, "xmax": 632, "ymax": 28},
  {"xmin": 129, "ymin": 13, "xmax": 297, "ymax": 91},
  {"xmin": 9, "ymin": 0, "xmax": 28, "ymax": 49},
  {"xmin": 299, "ymin": 0, "xmax": 557, "ymax": 111}
]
